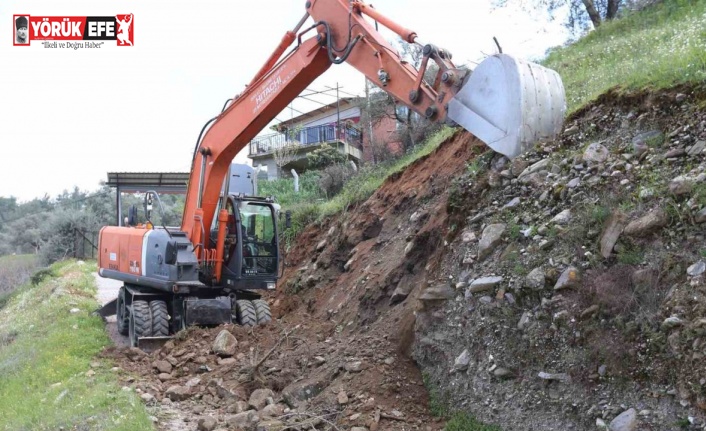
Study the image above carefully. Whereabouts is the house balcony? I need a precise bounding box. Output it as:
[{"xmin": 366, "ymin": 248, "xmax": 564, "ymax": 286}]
[{"xmin": 248, "ymin": 124, "xmax": 363, "ymax": 163}]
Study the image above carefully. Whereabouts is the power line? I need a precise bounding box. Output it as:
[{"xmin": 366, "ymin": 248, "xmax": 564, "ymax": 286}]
[
  {"xmin": 323, "ymin": 85, "xmax": 360, "ymax": 98},
  {"xmin": 296, "ymin": 94, "xmax": 334, "ymax": 107}
]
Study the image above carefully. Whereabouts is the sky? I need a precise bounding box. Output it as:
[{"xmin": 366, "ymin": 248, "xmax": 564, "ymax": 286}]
[{"xmin": 0, "ymin": 0, "xmax": 569, "ymax": 202}]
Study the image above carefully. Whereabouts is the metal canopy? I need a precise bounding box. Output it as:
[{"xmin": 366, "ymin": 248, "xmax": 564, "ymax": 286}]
[
  {"xmin": 106, "ymin": 172, "xmax": 190, "ymax": 194},
  {"xmin": 106, "ymin": 172, "xmax": 190, "ymax": 226}
]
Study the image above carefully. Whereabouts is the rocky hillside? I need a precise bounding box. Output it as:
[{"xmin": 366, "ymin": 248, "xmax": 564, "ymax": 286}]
[
  {"xmin": 107, "ymin": 130, "xmax": 481, "ymax": 431},
  {"xmin": 104, "ymin": 83, "xmax": 706, "ymax": 431},
  {"xmin": 108, "ymin": 84, "xmax": 705, "ymax": 431},
  {"xmin": 415, "ymin": 85, "xmax": 706, "ymax": 430}
]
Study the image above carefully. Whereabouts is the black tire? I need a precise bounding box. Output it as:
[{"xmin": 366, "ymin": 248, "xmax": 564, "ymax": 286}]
[
  {"xmin": 235, "ymin": 300, "xmax": 257, "ymax": 327},
  {"xmin": 116, "ymin": 287, "xmax": 129, "ymax": 336},
  {"xmin": 252, "ymin": 299, "xmax": 271, "ymax": 325},
  {"xmin": 150, "ymin": 300, "xmax": 169, "ymax": 336},
  {"xmin": 129, "ymin": 300, "xmax": 152, "ymax": 347}
]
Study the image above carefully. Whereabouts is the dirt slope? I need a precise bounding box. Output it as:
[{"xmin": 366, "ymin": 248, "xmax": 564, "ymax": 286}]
[
  {"xmin": 414, "ymin": 85, "xmax": 706, "ymax": 431},
  {"xmin": 106, "ymin": 85, "xmax": 706, "ymax": 431},
  {"xmin": 107, "ymin": 130, "xmax": 482, "ymax": 431}
]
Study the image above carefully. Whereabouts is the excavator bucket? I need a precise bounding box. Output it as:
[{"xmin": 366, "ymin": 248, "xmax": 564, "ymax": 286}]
[{"xmin": 448, "ymin": 54, "xmax": 566, "ymax": 159}]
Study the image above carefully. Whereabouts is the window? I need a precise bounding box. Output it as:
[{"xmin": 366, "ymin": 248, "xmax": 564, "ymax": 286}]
[{"xmin": 238, "ymin": 202, "xmax": 276, "ymax": 275}]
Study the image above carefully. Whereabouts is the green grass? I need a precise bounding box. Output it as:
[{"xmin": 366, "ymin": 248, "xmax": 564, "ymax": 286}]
[
  {"xmin": 617, "ymin": 244, "xmax": 645, "ymax": 265},
  {"xmin": 446, "ymin": 413, "xmax": 503, "ymax": 431},
  {"xmin": 543, "ymin": 0, "xmax": 706, "ymax": 113},
  {"xmin": 0, "ymin": 260, "xmax": 153, "ymax": 431},
  {"xmin": 423, "ymin": 373, "xmax": 502, "ymax": 431},
  {"xmin": 258, "ymin": 170, "xmax": 324, "ymax": 207}
]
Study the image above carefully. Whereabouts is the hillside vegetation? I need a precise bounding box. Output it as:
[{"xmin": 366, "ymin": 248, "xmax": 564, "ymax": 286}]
[
  {"xmin": 0, "ymin": 254, "xmax": 38, "ymax": 308},
  {"xmin": 0, "ymin": 260, "xmax": 152, "ymax": 430},
  {"xmin": 543, "ymin": 0, "xmax": 706, "ymax": 113}
]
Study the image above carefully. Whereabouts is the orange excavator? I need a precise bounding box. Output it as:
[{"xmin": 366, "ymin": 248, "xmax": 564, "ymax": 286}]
[{"xmin": 98, "ymin": 0, "xmax": 566, "ymax": 347}]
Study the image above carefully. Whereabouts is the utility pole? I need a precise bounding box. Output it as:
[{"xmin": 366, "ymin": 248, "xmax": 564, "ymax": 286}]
[
  {"xmin": 336, "ymin": 82, "xmax": 341, "ymax": 140},
  {"xmin": 364, "ymin": 78, "xmax": 376, "ymax": 164}
]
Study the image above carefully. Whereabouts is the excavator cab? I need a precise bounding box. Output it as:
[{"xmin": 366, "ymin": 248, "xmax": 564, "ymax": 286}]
[{"xmin": 220, "ymin": 195, "xmax": 279, "ymax": 291}]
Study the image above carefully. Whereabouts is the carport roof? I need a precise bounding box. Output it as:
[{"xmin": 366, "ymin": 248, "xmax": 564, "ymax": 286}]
[{"xmin": 105, "ymin": 172, "xmax": 189, "ymax": 193}]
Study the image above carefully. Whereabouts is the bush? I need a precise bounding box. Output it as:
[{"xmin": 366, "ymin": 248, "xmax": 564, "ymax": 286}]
[
  {"xmin": 0, "ymin": 255, "xmax": 38, "ymax": 295},
  {"xmin": 259, "ymin": 170, "xmax": 323, "ymax": 207},
  {"xmin": 31, "ymin": 267, "xmax": 55, "ymax": 285},
  {"xmin": 282, "ymin": 202, "xmax": 322, "ymax": 246},
  {"xmin": 0, "ymin": 255, "xmax": 39, "ymax": 310},
  {"xmin": 39, "ymin": 209, "xmax": 100, "ymax": 264},
  {"xmin": 318, "ymin": 164, "xmax": 357, "ymax": 198},
  {"xmin": 306, "ymin": 143, "xmax": 348, "ymax": 169}
]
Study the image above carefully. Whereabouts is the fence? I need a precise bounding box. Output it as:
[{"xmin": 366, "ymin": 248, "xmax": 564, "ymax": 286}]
[
  {"xmin": 73, "ymin": 228, "xmax": 98, "ymax": 260},
  {"xmin": 249, "ymin": 124, "xmax": 362, "ymax": 156}
]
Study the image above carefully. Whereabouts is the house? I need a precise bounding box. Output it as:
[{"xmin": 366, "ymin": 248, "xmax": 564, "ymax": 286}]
[{"xmin": 247, "ymin": 96, "xmax": 402, "ymax": 179}]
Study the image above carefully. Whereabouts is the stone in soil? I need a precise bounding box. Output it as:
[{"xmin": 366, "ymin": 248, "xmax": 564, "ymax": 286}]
[
  {"xmin": 249, "ymin": 388, "xmax": 275, "ymax": 411},
  {"xmin": 609, "ymin": 408, "xmax": 637, "ymax": 431},
  {"xmin": 554, "ymin": 266, "xmax": 580, "ymax": 290},
  {"xmin": 212, "ymin": 329, "xmax": 238, "ymax": 357},
  {"xmin": 478, "ymin": 223, "xmax": 506, "ymax": 260},
  {"xmin": 623, "ymin": 208, "xmax": 668, "ymax": 237},
  {"xmin": 468, "ymin": 276, "xmax": 503, "ymax": 293},
  {"xmin": 197, "ymin": 416, "xmax": 217, "ymax": 431}
]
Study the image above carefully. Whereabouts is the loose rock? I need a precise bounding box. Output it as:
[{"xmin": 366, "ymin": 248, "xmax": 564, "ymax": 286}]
[
  {"xmin": 554, "ymin": 266, "xmax": 580, "ymax": 290},
  {"xmin": 478, "ymin": 224, "xmax": 506, "ymax": 260},
  {"xmin": 212, "ymin": 330, "xmax": 238, "ymax": 357},
  {"xmin": 623, "ymin": 208, "xmax": 668, "ymax": 237},
  {"xmin": 609, "ymin": 408, "xmax": 637, "ymax": 431},
  {"xmin": 468, "ymin": 276, "xmax": 503, "ymax": 293},
  {"xmin": 249, "ymin": 388, "xmax": 275, "ymax": 411},
  {"xmin": 454, "ymin": 349, "xmax": 471, "ymax": 372}
]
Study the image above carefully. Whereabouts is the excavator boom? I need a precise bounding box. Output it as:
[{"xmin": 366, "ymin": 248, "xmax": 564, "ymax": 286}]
[
  {"xmin": 181, "ymin": 0, "xmax": 566, "ymax": 260},
  {"xmin": 98, "ymin": 0, "xmax": 566, "ymax": 346}
]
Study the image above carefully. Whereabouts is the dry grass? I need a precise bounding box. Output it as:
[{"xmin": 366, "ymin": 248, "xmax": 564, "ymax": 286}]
[{"xmin": 0, "ymin": 255, "xmax": 39, "ymax": 309}]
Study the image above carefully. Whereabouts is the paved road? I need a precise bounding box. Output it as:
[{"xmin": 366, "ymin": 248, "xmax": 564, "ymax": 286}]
[{"xmin": 93, "ymin": 273, "xmax": 130, "ymax": 348}]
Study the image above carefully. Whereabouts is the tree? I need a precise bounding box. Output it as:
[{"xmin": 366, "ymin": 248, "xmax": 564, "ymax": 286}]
[
  {"xmin": 494, "ymin": 0, "xmax": 623, "ymax": 33},
  {"xmin": 39, "ymin": 208, "xmax": 100, "ymax": 264},
  {"xmin": 272, "ymin": 142, "xmax": 299, "ymax": 177},
  {"xmin": 306, "ymin": 143, "xmax": 347, "ymax": 169},
  {"xmin": 362, "ymin": 40, "xmax": 445, "ymax": 155}
]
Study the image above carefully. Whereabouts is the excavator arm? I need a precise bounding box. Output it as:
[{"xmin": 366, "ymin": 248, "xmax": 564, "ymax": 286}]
[{"xmin": 180, "ymin": 0, "xmax": 566, "ymax": 281}]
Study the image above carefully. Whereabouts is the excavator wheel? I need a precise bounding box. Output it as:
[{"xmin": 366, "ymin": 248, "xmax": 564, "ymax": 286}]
[
  {"xmin": 129, "ymin": 300, "xmax": 152, "ymax": 347},
  {"xmin": 150, "ymin": 300, "xmax": 170, "ymax": 336},
  {"xmin": 116, "ymin": 287, "xmax": 129, "ymax": 336},
  {"xmin": 252, "ymin": 299, "xmax": 271, "ymax": 325},
  {"xmin": 235, "ymin": 300, "xmax": 257, "ymax": 327}
]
